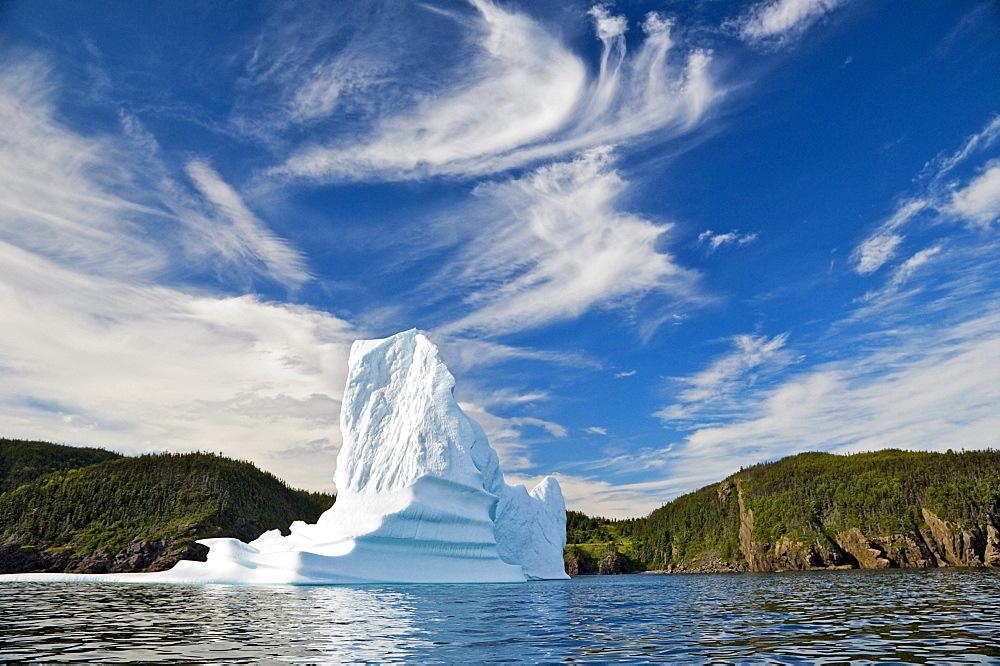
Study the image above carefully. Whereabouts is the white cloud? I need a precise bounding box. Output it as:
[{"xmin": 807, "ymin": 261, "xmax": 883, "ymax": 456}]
[
  {"xmin": 0, "ymin": 57, "xmax": 310, "ymax": 293},
  {"xmin": 853, "ymin": 233, "xmax": 903, "ymax": 275},
  {"xmin": 949, "ymin": 162, "xmax": 1000, "ymax": 226},
  {"xmin": 925, "ymin": 115, "xmax": 1000, "ymax": 181},
  {"xmin": 738, "ymin": 0, "xmax": 846, "ymax": 44},
  {"xmin": 614, "ymin": 369, "xmax": 637, "ymax": 378},
  {"xmin": 852, "ymin": 199, "xmax": 929, "ymax": 274},
  {"xmin": 186, "ymin": 160, "xmax": 311, "ymax": 287},
  {"xmin": 435, "ymin": 149, "xmax": 699, "ymax": 335},
  {"xmin": 437, "ymin": 336, "xmax": 601, "ymax": 372},
  {"xmin": 887, "ymin": 246, "xmax": 942, "ymax": 289},
  {"xmin": 231, "ymin": 1, "xmax": 405, "ymax": 140},
  {"xmin": 658, "ymin": 332, "xmax": 791, "ymax": 422},
  {"xmin": 273, "ymin": 1, "xmax": 719, "ymax": 182},
  {"xmin": 697, "ymin": 229, "xmax": 758, "ymax": 253},
  {"xmin": 0, "ymin": 58, "xmax": 167, "ymax": 279},
  {"xmin": 857, "ymin": 245, "xmax": 943, "ymax": 307},
  {"xmin": 506, "ymin": 472, "xmax": 690, "ymax": 519},
  {"xmin": 852, "ymin": 115, "xmax": 1000, "ymax": 284},
  {"xmin": 0, "ymin": 56, "xmax": 354, "ymax": 491},
  {"xmin": 0, "ymin": 242, "xmax": 356, "ymax": 491},
  {"xmin": 657, "ymin": 309, "xmax": 1000, "ymax": 495},
  {"xmin": 584, "ymin": 426, "xmax": 608, "ymax": 436},
  {"xmin": 458, "ymin": 402, "xmax": 567, "ymax": 473}
]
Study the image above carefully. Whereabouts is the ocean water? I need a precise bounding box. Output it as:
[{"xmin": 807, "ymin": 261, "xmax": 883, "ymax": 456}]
[{"xmin": 2, "ymin": 568, "xmax": 999, "ymax": 663}]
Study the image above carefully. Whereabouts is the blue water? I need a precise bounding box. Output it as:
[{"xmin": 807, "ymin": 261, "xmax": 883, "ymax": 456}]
[{"xmin": 2, "ymin": 568, "xmax": 999, "ymax": 663}]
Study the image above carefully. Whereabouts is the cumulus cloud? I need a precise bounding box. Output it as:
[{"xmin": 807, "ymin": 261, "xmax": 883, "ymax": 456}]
[
  {"xmin": 697, "ymin": 229, "xmax": 758, "ymax": 253},
  {"xmin": 272, "ymin": 1, "xmax": 719, "ymax": 182},
  {"xmin": 434, "ymin": 149, "xmax": 699, "ymax": 335},
  {"xmin": 738, "ymin": 0, "xmax": 847, "ymax": 45}
]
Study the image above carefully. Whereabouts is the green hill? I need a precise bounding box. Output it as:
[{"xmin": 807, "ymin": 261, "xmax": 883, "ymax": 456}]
[
  {"xmin": 0, "ymin": 438, "xmax": 122, "ymax": 492},
  {"xmin": 565, "ymin": 449, "xmax": 1000, "ymax": 574},
  {"xmin": 0, "ymin": 440, "xmax": 335, "ymax": 574}
]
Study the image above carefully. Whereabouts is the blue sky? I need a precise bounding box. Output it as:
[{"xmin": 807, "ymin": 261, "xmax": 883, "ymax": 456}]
[{"xmin": 1, "ymin": 0, "xmax": 998, "ymax": 517}]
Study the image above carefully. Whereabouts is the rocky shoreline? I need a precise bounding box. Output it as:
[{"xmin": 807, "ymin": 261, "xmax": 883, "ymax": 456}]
[{"xmin": 0, "ymin": 541, "xmax": 207, "ymax": 575}]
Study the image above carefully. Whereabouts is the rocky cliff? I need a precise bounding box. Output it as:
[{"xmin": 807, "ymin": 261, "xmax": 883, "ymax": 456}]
[{"xmin": 733, "ymin": 482, "xmax": 1000, "ymax": 572}]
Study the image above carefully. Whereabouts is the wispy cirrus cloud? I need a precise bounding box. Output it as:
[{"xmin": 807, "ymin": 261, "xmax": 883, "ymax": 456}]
[
  {"xmin": 271, "ymin": 1, "xmax": 720, "ymax": 182},
  {"xmin": 234, "ymin": 1, "xmax": 413, "ymax": 140},
  {"xmin": 657, "ymin": 309, "xmax": 1000, "ymax": 493},
  {"xmin": 0, "ymin": 241, "xmax": 356, "ymax": 491},
  {"xmin": 186, "ymin": 160, "xmax": 311, "ymax": 288},
  {"xmin": 736, "ymin": 0, "xmax": 847, "ymax": 46},
  {"xmin": 0, "ymin": 58, "xmax": 168, "ymax": 279},
  {"xmin": 0, "ymin": 55, "xmax": 354, "ymax": 490},
  {"xmin": 459, "ymin": 402, "xmax": 568, "ymax": 474},
  {"xmin": 507, "ymin": 471, "xmax": 697, "ymax": 519},
  {"xmin": 657, "ymin": 332, "xmax": 792, "ymax": 424},
  {"xmin": 0, "ymin": 56, "xmax": 311, "ymax": 292},
  {"xmin": 657, "ymin": 112, "xmax": 1000, "ymax": 496},
  {"xmin": 852, "ymin": 115, "xmax": 1000, "ymax": 276},
  {"xmin": 432, "ymin": 149, "xmax": 700, "ymax": 336}
]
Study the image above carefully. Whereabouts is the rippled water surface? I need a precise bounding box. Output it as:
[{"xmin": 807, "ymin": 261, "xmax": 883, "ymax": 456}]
[{"xmin": 2, "ymin": 568, "xmax": 999, "ymax": 663}]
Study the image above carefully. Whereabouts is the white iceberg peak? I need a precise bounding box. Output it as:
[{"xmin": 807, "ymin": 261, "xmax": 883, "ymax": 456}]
[{"xmin": 1, "ymin": 329, "xmax": 568, "ymax": 584}]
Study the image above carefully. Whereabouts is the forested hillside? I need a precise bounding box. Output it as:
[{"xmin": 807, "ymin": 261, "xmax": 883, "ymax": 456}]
[
  {"xmin": 0, "ymin": 440, "xmax": 335, "ymax": 574},
  {"xmin": 5, "ymin": 441, "xmax": 998, "ymax": 577},
  {"xmin": 565, "ymin": 449, "xmax": 1000, "ymax": 574},
  {"xmin": 0, "ymin": 438, "xmax": 122, "ymax": 492}
]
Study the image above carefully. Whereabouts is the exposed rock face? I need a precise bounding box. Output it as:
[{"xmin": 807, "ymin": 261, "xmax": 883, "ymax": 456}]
[
  {"xmin": 729, "ymin": 480, "xmax": 1000, "ymax": 573},
  {"xmin": 837, "ymin": 528, "xmax": 893, "ymax": 569},
  {"xmin": 920, "ymin": 507, "xmax": 994, "ymax": 567},
  {"xmin": 563, "ymin": 551, "xmax": 595, "ymax": 576},
  {"xmin": 598, "ymin": 552, "xmax": 630, "ymax": 575},
  {"xmin": 736, "ymin": 481, "xmax": 765, "ymax": 570},
  {"xmin": 731, "ymin": 499, "xmax": 1000, "ymax": 573}
]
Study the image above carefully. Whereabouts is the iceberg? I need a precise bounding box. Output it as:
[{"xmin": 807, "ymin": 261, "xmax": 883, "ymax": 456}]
[{"xmin": 1, "ymin": 330, "xmax": 568, "ymax": 584}]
